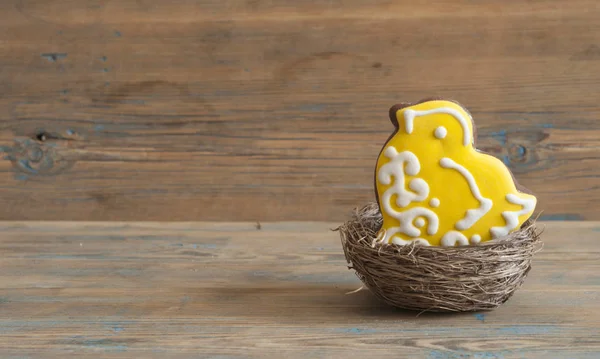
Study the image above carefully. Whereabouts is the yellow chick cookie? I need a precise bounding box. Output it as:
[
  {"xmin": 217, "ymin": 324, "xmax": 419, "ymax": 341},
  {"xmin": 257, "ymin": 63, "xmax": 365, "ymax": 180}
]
[{"xmin": 375, "ymin": 99, "xmax": 537, "ymax": 247}]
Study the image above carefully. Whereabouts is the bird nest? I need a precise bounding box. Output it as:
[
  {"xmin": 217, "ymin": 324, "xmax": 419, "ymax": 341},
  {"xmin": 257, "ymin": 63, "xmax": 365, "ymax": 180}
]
[{"xmin": 337, "ymin": 203, "xmax": 543, "ymax": 313}]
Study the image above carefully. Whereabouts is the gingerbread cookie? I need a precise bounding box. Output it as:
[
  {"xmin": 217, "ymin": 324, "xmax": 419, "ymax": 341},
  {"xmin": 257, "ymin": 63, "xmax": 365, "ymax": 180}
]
[{"xmin": 375, "ymin": 99, "xmax": 537, "ymax": 247}]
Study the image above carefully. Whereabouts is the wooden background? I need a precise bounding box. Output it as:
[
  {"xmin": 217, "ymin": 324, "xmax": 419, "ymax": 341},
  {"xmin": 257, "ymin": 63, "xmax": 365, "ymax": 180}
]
[{"xmin": 1, "ymin": 0, "xmax": 599, "ymax": 222}]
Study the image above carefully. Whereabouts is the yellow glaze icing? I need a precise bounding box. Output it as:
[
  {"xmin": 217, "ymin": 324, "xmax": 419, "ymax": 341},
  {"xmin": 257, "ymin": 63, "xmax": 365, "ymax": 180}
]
[{"xmin": 375, "ymin": 100, "xmax": 537, "ymax": 247}]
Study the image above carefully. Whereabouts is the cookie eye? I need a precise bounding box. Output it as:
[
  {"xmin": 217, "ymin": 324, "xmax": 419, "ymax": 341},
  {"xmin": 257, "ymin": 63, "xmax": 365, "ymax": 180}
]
[{"xmin": 434, "ymin": 126, "xmax": 447, "ymax": 139}]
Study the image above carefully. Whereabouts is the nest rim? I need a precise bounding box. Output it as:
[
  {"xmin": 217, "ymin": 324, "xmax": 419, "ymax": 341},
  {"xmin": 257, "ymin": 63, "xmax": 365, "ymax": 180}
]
[{"xmin": 337, "ymin": 203, "xmax": 543, "ymax": 313}]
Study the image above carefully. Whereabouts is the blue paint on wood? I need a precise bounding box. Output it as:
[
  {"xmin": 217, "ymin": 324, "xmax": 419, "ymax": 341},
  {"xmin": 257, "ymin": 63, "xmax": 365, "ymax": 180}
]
[
  {"xmin": 61, "ymin": 89, "xmax": 69, "ymax": 95},
  {"xmin": 496, "ymin": 325, "xmax": 557, "ymax": 335},
  {"xmin": 14, "ymin": 173, "xmax": 29, "ymax": 181},
  {"xmin": 73, "ymin": 338, "xmax": 128, "ymax": 352},
  {"xmin": 103, "ymin": 68, "xmax": 109, "ymax": 72},
  {"xmin": 105, "ymin": 344, "xmax": 128, "ymax": 352},
  {"xmin": 197, "ymin": 243, "xmax": 217, "ymax": 249},
  {"xmin": 566, "ymin": 352, "xmax": 600, "ymax": 359},
  {"xmin": 427, "ymin": 349, "xmax": 512, "ymax": 359},
  {"xmin": 114, "ymin": 31, "xmax": 122, "ymax": 37},
  {"xmin": 549, "ymin": 273, "xmax": 565, "ymax": 284},
  {"xmin": 541, "ymin": 123, "xmax": 554, "ymax": 128},
  {"xmin": 539, "ymin": 214, "xmax": 584, "ymax": 221},
  {"xmin": 18, "ymin": 159, "xmax": 38, "ymax": 173},
  {"xmin": 474, "ymin": 313, "xmax": 485, "ymax": 322},
  {"xmin": 490, "ymin": 130, "xmax": 507, "ymax": 145},
  {"xmin": 582, "ymin": 276, "xmax": 600, "ymax": 286},
  {"xmin": 502, "ymin": 155, "xmax": 510, "ymax": 166},
  {"xmin": 41, "ymin": 53, "xmax": 68, "ymax": 62},
  {"xmin": 100, "ymin": 56, "xmax": 107, "ymax": 62},
  {"xmin": 104, "ymin": 322, "xmax": 129, "ymax": 335},
  {"xmin": 427, "ymin": 349, "xmax": 459, "ymax": 359},
  {"xmin": 94, "ymin": 124, "xmax": 105, "ymax": 131},
  {"xmin": 477, "ymin": 353, "xmax": 508, "ymax": 359}
]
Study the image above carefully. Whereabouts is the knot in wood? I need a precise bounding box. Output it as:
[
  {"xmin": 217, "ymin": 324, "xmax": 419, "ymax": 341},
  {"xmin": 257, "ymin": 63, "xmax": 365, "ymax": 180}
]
[{"xmin": 7, "ymin": 138, "xmax": 75, "ymax": 176}]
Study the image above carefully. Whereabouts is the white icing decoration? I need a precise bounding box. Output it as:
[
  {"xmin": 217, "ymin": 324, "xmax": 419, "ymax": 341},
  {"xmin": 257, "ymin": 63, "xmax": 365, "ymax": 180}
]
[
  {"xmin": 408, "ymin": 178, "xmax": 429, "ymax": 200},
  {"xmin": 414, "ymin": 218, "xmax": 425, "ymax": 228},
  {"xmin": 387, "ymin": 207, "xmax": 439, "ymax": 239},
  {"xmin": 441, "ymin": 231, "xmax": 470, "ymax": 247},
  {"xmin": 434, "ymin": 126, "xmax": 447, "ymax": 139},
  {"xmin": 377, "ymin": 146, "xmax": 440, "ymax": 242},
  {"xmin": 378, "ymin": 147, "xmax": 429, "ymax": 208},
  {"xmin": 403, "ymin": 107, "xmax": 472, "ymax": 146},
  {"xmin": 440, "ymin": 157, "xmax": 493, "ymax": 231},
  {"xmin": 392, "ymin": 236, "xmax": 430, "ymax": 246},
  {"xmin": 490, "ymin": 194, "xmax": 536, "ymax": 239},
  {"xmin": 470, "ymin": 234, "xmax": 481, "ymax": 244},
  {"xmin": 378, "ymin": 227, "xmax": 430, "ymax": 246},
  {"xmin": 429, "ymin": 198, "xmax": 440, "ymax": 208}
]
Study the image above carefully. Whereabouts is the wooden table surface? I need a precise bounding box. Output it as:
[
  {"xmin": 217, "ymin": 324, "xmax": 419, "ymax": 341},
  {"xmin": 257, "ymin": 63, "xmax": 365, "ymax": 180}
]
[{"xmin": 1, "ymin": 221, "xmax": 599, "ymax": 358}]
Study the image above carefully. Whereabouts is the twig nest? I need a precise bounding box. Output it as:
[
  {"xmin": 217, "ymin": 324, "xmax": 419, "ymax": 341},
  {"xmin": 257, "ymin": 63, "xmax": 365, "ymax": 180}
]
[{"xmin": 338, "ymin": 203, "xmax": 543, "ymax": 312}]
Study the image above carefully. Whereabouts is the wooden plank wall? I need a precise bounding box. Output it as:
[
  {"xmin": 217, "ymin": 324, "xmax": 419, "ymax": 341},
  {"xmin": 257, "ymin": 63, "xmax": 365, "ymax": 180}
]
[{"xmin": 0, "ymin": 0, "xmax": 599, "ymax": 221}]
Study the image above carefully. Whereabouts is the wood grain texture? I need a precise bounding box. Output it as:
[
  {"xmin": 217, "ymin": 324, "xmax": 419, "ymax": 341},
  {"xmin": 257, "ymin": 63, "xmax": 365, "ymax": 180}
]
[
  {"xmin": 1, "ymin": 0, "xmax": 600, "ymax": 221},
  {"xmin": 0, "ymin": 221, "xmax": 599, "ymax": 358}
]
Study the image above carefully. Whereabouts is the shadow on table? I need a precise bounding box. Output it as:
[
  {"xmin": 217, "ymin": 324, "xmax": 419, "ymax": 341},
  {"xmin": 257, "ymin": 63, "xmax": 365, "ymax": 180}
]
[{"xmin": 202, "ymin": 283, "xmax": 472, "ymax": 322}]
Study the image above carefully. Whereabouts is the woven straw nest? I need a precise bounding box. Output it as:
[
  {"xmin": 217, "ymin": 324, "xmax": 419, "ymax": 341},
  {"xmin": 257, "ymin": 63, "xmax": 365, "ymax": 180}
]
[{"xmin": 336, "ymin": 203, "xmax": 543, "ymax": 313}]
